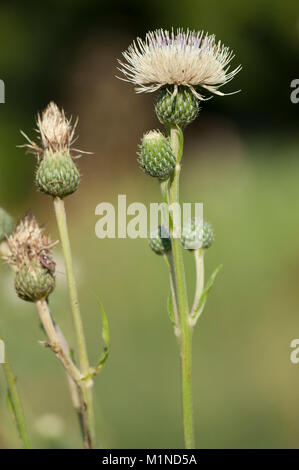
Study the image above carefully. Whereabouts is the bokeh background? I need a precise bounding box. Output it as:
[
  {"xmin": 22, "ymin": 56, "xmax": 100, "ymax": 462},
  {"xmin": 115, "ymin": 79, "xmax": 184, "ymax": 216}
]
[{"xmin": 0, "ymin": 0, "xmax": 299, "ymax": 449}]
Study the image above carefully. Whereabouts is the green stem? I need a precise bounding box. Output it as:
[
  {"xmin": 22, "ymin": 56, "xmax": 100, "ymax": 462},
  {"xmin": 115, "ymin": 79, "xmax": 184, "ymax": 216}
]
[
  {"xmin": 191, "ymin": 248, "xmax": 204, "ymax": 317},
  {"xmin": 169, "ymin": 126, "xmax": 195, "ymax": 449},
  {"xmin": 163, "ymin": 253, "xmax": 179, "ymax": 335},
  {"xmin": 35, "ymin": 300, "xmax": 82, "ymax": 384},
  {"xmin": 1, "ymin": 352, "xmax": 31, "ymax": 448},
  {"xmin": 53, "ymin": 197, "xmax": 95, "ymax": 449}
]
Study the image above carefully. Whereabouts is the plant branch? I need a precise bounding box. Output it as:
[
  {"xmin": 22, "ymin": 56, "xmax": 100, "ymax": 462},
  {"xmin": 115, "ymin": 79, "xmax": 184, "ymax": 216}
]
[
  {"xmin": 163, "ymin": 253, "xmax": 179, "ymax": 335},
  {"xmin": 169, "ymin": 125, "xmax": 195, "ymax": 449},
  {"xmin": 35, "ymin": 299, "xmax": 93, "ymax": 449},
  {"xmin": 53, "ymin": 196, "xmax": 95, "ymax": 448},
  {"xmin": 190, "ymin": 248, "xmax": 204, "ymax": 318}
]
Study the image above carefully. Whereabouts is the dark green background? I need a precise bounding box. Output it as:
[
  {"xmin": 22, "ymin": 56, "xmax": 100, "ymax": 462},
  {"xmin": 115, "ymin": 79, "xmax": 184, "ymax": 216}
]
[{"xmin": 0, "ymin": 0, "xmax": 299, "ymax": 448}]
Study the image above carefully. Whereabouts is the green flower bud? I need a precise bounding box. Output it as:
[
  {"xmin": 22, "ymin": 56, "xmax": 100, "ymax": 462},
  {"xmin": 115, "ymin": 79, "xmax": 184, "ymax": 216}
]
[
  {"xmin": 155, "ymin": 87, "xmax": 199, "ymax": 127},
  {"xmin": 138, "ymin": 130, "xmax": 176, "ymax": 180},
  {"xmin": 15, "ymin": 260, "xmax": 55, "ymax": 302},
  {"xmin": 148, "ymin": 226, "xmax": 171, "ymax": 255},
  {"xmin": 22, "ymin": 102, "xmax": 86, "ymax": 199},
  {"xmin": 35, "ymin": 149, "xmax": 80, "ymax": 198},
  {"xmin": 181, "ymin": 219, "xmax": 214, "ymax": 250},
  {"xmin": 0, "ymin": 207, "xmax": 14, "ymax": 242}
]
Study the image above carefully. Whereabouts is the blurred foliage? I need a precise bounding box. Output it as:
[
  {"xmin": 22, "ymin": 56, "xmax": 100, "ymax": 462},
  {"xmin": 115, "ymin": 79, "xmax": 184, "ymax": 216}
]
[{"xmin": 0, "ymin": 0, "xmax": 299, "ymax": 449}]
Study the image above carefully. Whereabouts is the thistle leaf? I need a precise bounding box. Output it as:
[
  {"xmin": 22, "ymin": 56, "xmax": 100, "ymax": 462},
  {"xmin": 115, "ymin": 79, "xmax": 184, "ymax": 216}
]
[
  {"xmin": 94, "ymin": 297, "xmax": 110, "ymax": 373},
  {"xmin": 168, "ymin": 293, "xmax": 176, "ymax": 328},
  {"xmin": 191, "ymin": 264, "xmax": 223, "ymax": 325}
]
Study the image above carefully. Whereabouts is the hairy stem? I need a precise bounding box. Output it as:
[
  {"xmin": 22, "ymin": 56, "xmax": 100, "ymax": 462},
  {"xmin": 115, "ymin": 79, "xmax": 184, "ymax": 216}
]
[
  {"xmin": 53, "ymin": 197, "xmax": 95, "ymax": 448},
  {"xmin": 169, "ymin": 126, "xmax": 195, "ymax": 449}
]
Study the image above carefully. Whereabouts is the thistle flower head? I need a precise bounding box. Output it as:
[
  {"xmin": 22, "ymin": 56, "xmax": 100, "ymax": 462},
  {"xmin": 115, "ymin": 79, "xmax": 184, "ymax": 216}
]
[
  {"xmin": 21, "ymin": 102, "xmax": 83, "ymax": 198},
  {"xmin": 5, "ymin": 212, "xmax": 56, "ymax": 270},
  {"xmin": 3, "ymin": 213, "xmax": 56, "ymax": 302},
  {"xmin": 37, "ymin": 102, "xmax": 76, "ymax": 154},
  {"xmin": 22, "ymin": 102, "xmax": 77, "ymax": 158},
  {"xmin": 118, "ymin": 28, "xmax": 241, "ymax": 99}
]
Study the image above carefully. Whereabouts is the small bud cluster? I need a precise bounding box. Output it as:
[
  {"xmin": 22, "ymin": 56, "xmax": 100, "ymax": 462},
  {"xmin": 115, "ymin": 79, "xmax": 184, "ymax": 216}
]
[{"xmin": 3, "ymin": 213, "xmax": 56, "ymax": 302}]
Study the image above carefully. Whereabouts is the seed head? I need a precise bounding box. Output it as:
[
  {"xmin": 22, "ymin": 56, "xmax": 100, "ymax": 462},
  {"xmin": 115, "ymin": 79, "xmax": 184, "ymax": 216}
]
[
  {"xmin": 3, "ymin": 213, "xmax": 56, "ymax": 301},
  {"xmin": 21, "ymin": 102, "xmax": 84, "ymax": 198},
  {"xmin": 4, "ymin": 212, "xmax": 55, "ymax": 270},
  {"xmin": 21, "ymin": 102, "xmax": 77, "ymax": 158},
  {"xmin": 118, "ymin": 28, "xmax": 241, "ymax": 99}
]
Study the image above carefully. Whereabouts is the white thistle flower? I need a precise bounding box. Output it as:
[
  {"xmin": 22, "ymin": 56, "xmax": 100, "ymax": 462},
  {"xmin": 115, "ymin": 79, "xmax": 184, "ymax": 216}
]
[{"xmin": 118, "ymin": 28, "xmax": 241, "ymax": 100}]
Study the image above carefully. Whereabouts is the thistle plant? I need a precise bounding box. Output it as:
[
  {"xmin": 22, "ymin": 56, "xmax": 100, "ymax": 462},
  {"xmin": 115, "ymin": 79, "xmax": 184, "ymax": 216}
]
[
  {"xmin": 2, "ymin": 214, "xmax": 85, "ymax": 437},
  {"xmin": 21, "ymin": 103, "xmax": 109, "ymax": 448},
  {"xmin": 118, "ymin": 28, "xmax": 240, "ymax": 448},
  {"xmin": 1, "ymin": 212, "xmax": 105, "ymax": 449}
]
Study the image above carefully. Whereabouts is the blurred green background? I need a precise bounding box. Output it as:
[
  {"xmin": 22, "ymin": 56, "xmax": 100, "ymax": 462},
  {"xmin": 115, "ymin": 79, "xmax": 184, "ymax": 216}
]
[{"xmin": 1, "ymin": 0, "xmax": 299, "ymax": 449}]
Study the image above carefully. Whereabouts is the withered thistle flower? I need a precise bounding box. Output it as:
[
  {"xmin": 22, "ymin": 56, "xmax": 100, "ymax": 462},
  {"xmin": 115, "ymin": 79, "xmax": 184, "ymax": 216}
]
[
  {"xmin": 118, "ymin": 28, "xmax": 241, "ymax": 100},
  {"xmin": 4, "ymin": 213, "xmax": 56, "ymax": 302},
  {"xmin": 21, "ymin": 102, "xmax": 81, "ymax": 198}
]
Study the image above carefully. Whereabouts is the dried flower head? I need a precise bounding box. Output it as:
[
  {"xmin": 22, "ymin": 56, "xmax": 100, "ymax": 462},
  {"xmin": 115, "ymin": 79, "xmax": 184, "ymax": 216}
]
[
  {"xmin": 20, "ymin": 102, "xmax": 88, "ymax": 198},
  {"xmin": 3, "ymin": 213, "xmax": 57, "ymax": 302},
  {"xmin": 5, "ymin": 212, "xmax": 56, "ymax": 270},
  {"xmin": 21, "ymin": 102, "xmax": 77, "ymax": 159},
  {"xmin": 118, "ymin": 28, "xmax": 241, "ymax": 99}
]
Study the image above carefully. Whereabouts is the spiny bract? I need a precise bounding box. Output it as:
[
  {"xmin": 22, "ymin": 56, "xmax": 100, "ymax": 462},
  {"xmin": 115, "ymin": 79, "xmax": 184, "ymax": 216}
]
[
  {"xmin": 148, "ymin": 226, "xmax": 172, "ymax": 255},
  {"xmin": 181, "ymin": 219, "xmax": 214, "ymax": 250},
  {"xmin": 155, "ymin": 87, "xmax": 199, "ymax": 127}
]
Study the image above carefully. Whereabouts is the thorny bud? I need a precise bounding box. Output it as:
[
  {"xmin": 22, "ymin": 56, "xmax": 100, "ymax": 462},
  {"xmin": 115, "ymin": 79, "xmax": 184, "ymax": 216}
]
[
  {"xmin": 155, "ymin": 87, "xmax": 199, "ymax": 127},
  {"xmin": 181, "ymin": 219, "xmax": 214, "ymax": 250},
  {"xmin": 148, "ymin": 226, "xmax": 172, "ymax": 255},
  {"xmin": 138, "ymin": 130, "xmax": 176, "ymax": 180}
]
